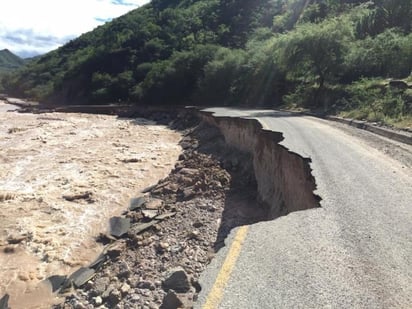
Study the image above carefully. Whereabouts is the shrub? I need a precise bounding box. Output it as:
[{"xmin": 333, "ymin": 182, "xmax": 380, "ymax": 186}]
[{"xmin": 346, "ymin": 78, "xmax": 408, "ymax": 121}]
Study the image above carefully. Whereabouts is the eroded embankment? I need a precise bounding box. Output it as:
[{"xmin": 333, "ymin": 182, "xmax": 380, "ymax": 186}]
[
  {"xmin": 27, "ymin": 110, "xmax": 323, "ymax": 309},
  {"xmin": 199, "ymin": 111, "xmax": 321, "ymax": 219}
]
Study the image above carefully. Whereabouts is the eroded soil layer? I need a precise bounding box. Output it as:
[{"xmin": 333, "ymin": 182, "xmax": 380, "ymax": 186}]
[
  {"xmin": 55, "ymin": 119, "xmax": 265, "ymax": 309},
  {"xmin": 0, "ymin": 103, "xmax": 181, "ymax": 308}
]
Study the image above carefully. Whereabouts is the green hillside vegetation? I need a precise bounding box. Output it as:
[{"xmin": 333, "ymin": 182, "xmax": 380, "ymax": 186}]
[
  {"xmin": 0, "ymin": 49, "xmax": 25, "ymax": 76},
  {"xmin": 2, "ymin": 0, "xmax": 412, "ymax": 126}
]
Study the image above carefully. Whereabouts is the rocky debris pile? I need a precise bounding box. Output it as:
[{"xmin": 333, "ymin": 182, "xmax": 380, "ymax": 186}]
[
  {"xmin": 52, "ymin": 114, "xmax": 265, "ymax": 309},
  {"xmin": 53, "ymin": 119, "xmax": 236, "ymax": 309},
  {"xmin": 0, "ymin": 110, "xmax": 265, "ymax": 308}
]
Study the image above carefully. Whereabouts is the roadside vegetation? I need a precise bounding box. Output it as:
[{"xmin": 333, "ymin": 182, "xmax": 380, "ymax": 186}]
[{"xmin": 1, "ymin": 0, "xmax": 411, "ymax": 127}]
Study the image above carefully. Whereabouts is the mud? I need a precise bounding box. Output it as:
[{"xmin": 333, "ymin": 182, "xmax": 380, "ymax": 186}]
[{"xmin": 0, "ymin": 101, "xmax": 181, "ymax": 308}]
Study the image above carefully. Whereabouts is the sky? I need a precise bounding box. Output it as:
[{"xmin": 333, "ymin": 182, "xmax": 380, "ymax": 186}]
[{"xmin": 0, "ymin": 0, "xmax": 150, "ymax": 58}]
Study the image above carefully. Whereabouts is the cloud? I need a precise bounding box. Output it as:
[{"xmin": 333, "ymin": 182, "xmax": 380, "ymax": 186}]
[
  {"xmin": 0, "ymin": 0, "xmax": 150, "ymax": 57},
  {"xmin": 111, "ymin": 0, "xmax": 136, "ymax": 5}
]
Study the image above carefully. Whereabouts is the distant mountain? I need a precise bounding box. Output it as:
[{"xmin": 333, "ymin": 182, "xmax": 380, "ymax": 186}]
[{"xmin": 0, "ymin": 49, "xmax": 25, "ymax": 74}]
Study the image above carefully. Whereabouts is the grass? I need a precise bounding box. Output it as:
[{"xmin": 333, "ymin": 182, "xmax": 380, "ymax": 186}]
[
  {"xmin": 386, "ymin": 115, "xmax": 412, "ymax": 129},
  {"xmin": 339, "ymin": 108, "xmax": 412, "ymax": 130}
]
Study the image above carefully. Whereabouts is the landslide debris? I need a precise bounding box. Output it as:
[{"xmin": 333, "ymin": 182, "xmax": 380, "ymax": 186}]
[{"xmin": 54, "ymin": 115, "xmax": 266, "ymax": 309}]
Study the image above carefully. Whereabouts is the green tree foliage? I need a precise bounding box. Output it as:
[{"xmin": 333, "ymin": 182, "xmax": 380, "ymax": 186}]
[
  {"xmin": 346, "ymin": 30, "xmax": 412, "ymax": 79},
  {"xmin": 277, "ymin": 17, "xmax": 351, "ymax": 107},
  {"xmin": 235, "ymin": 31, "xmax": 286, "ymax": 106},
  {"xmin": 196, "ymin": 47, "xmax": 246, "ymax": 104},
  {"xmin": 355, "ymin": 0, "xmax": 412, "ymax": 38},
  {"xmin": 0, "ymin": 0, "xmax": 411, "ymax": 125},
  {"xmin": 133, "ymin": 45, "xmax": 219, "ymax": 104}
]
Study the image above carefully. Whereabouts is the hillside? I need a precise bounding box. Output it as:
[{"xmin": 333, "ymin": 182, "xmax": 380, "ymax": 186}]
[
  {"xmin": 1, "ymin": 0, "xmax": 412, "ymax": 125},
  {"xmin": 0, "ymin": 49, "xmax": 25, "ymax": 75}
]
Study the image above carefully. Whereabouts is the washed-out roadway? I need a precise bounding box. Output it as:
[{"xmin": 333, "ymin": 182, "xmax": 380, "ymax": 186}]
[{"xmin": 197, "ymin": 108, "xmax": 412, "ymax": 309}]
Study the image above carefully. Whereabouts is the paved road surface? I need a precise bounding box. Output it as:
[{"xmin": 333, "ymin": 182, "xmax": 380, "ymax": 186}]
[{"xmin": 197, "ymin": 108, "xmax": 412, "ymax": 308}]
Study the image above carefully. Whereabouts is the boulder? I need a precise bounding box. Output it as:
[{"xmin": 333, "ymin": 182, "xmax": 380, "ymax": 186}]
[
  {"xmin": 129, "ymin": 196, "xmax": 146, "ymax": 211},
  {"xmin": 68, "ymin": 267, "xmax": 96, "ymax": 288},
  {"xmin": 62, "ymin": 191, "xmax": 94, "ymax": 203},
  {"xmin": 389, "ymin": 80, "xmax": 408, "ymax": 90},
  {"xmin": 109, "ymin": 217, "xmax": 131, "ymax": 238},
  {"xmin": 106, "ymin": 241, "xmax": 126, "ymax": 259},
  {"xmin": 160, "ymin": 290, "xmax": 183, "ymax": 309},
  {"xmin": 162, "ymin": 267, "xmax": 191, "ymax": 293},
  {"xmin": 6, "ymin": 234, "xmax": 27, "ymax": 244},
  {"xmin": 160, "ymin": 290, "xmax": 193, "ymax": 309},
  {"xmin": 45, "ymin": 275, "xmax": 67, "ymax": 293}
]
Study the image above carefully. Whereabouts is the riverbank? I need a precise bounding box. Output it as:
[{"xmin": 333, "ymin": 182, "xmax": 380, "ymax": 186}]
[{"xmin": 54, "ymin": 116, "xmax": 264, "ymax": 309}]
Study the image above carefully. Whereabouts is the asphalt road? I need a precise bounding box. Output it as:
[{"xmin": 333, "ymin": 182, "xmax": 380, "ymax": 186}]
[{"xmin": 196, "ymin": 108, "xmax": 412, "ymax": 308}]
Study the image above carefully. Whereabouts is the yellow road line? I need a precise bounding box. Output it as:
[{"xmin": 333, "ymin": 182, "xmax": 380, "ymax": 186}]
[{"xmin": 203, "ymin": 225, "xmax": 249, "ymax": 309}]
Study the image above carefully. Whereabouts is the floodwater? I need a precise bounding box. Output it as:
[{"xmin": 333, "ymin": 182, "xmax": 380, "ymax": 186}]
[
  {"xmin": 0, "ymin": 103, "xmax": 19, "ymax": 112},
  {"xmin": 0, "ymin": 101, "xmax": 181, "ymax": 308}
]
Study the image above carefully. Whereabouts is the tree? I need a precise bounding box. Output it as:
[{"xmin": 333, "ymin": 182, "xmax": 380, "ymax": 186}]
[
  {"xmin": 346, "ymin": 30, "xmax": 412, "ymax": 79},
  {"xmin": 196, "ymin": 47, "xmax": 246, "ymax": 104},
  {"xmin": 355, "ymin": 0, "xmax": 412, "ymax": 38},
  {"xmin": 278, "ymin": 17, "xmax": 351, "ymax": 107}
]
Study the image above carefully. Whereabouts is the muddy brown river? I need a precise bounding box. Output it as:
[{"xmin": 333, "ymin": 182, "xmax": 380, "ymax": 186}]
[{"xmin": 0, "ymin": 101, "xmax": 181, "ymax": 308}]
